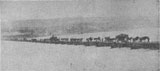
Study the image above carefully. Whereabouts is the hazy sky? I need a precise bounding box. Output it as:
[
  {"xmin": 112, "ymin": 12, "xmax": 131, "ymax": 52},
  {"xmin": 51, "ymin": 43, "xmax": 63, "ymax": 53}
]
[{"xmin": 0, "ymin": 0, "xmax": 158, "ymax": 21}]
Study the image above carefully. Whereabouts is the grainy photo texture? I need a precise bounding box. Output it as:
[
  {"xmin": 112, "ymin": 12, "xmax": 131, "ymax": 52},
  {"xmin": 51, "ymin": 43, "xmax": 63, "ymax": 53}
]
[{"xmin": 1, "ymin": 0, "xmax": 160, "ymax": 71}]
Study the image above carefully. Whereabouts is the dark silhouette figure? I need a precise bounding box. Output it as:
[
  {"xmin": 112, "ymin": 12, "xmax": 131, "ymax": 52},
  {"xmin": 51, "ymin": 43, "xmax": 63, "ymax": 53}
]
[
  {"xmin": 94, "ymin": 37, "xmax": 101, "ymax": 42},
  {"xmin": 127, "ymin": 37, "xmax": 133, "ymax": 42},
  {"xmin": 50, "ymin": 35, "xmax": 60, "ymax": 42},
  {"xmin": 61, "ymin": 38, "xmax": 69, "ymax": 42},
  {"xmin": 132, "ymin": 36, "xmax": 140, "ymax": 42},
  {"xmin": 86, "ymin": 37, "xmax": 93, "ymax": 42},
  {"xmin": 115, "ymin": 34, "xmax": 129, "ymax": 43},
  {"xmin": 70, "ymin": 38, "xmax": 83, "ymax": 42},
  {"xmin": 31, "ymin": 39, "xmax": 37, "ymax": 42},
  {"xmin": 104, "ymin": 37, "xmax": 116, "ymax": 43},
  {"xmin": 139, "ymin": 36, "xmax": 150, "ymax": 42}
]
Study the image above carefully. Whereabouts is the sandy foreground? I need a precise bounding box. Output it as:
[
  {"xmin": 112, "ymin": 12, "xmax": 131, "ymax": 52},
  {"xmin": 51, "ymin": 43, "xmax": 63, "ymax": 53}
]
[{"xmin": 1, "ymin": 41, "xmax": 159, "ymax": 71}]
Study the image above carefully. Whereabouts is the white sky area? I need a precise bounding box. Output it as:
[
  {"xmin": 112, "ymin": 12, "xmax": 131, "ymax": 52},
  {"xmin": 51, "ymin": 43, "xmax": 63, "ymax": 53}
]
[
  {"xmin": 0, "ymin": 0, "xmax": 158, "ymax": 21},
  {"xmin": 0, "ymin": 0, "xmax": 159, "ymax": 41}
]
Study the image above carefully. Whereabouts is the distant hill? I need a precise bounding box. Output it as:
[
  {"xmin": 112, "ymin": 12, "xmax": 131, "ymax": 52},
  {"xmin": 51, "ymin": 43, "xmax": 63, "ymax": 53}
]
[{"xmin": 1, "ymin": 16, "xmax": 158, "ymax": 37}]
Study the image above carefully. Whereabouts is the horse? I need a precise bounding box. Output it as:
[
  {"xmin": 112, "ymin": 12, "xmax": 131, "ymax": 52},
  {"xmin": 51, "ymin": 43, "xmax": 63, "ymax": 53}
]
[
  {"xmin": 86, "ymin": 37, "xmax": 93, "ymax": 42},
  {"xmin": 60, "ymin": 38, "xmax": 69, "ymax": 42},
  {"xmin": 31, "ymin": 39, "xmax": 37, "ymax": 42},
  {"xmin": 104, "ymin": 37, "xmax": 115, "ymax": 43},
  {"xmin": 76, "ymin": 38, "xmax": 83, "ymax": 42},
  {"xmin": 50, "ymin": 36, "xmax": 60, "ymax": 42},
  {"xmin": 70, "ymin": 38, "xmax": 76, "ymax": 42},
  {"xmin": 132, "ymin": 36, "xmax": 140, "ymax": 42},
  {"xmin": 127, "ymin": 37, "xmax": 133, "ymax": 42},
  {"xmin": 115, "ymin": 34, "xmax": 129, "ymax": 43},
  {"xmin": 94, "ymin": 37, "xmax": 101, "ymax": 42},
  {"xmin": 70, "ymin": 38, "xmax": 83, "ymax": 42},
  {"xmin": 139, "ymin": 36, "xmax": 150, "ymax": 42}
]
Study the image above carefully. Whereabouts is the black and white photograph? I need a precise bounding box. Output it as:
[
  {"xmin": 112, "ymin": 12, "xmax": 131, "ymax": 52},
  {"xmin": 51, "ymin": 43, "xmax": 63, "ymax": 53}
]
[{"xmin": 1, "ymin": 0, "xmax": 160, "ymax": 71}]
